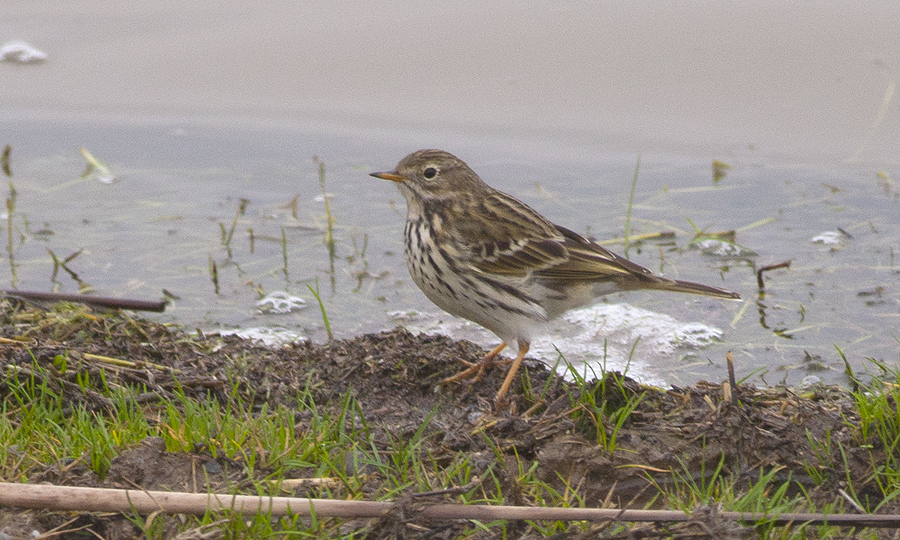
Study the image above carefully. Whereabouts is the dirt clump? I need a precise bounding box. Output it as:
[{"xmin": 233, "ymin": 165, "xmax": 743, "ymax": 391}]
[{"xmin": 0, "ymin": 301, "xmax": 889, "ymax": 539}]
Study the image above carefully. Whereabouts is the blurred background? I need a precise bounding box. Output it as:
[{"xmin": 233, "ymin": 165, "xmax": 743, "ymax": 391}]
[{"xmin": 1, "ymin": 0, "xmax": 898, "ymax": 387}]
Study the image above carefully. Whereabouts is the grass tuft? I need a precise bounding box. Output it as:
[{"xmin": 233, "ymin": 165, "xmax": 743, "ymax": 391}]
[
  {"xmin": 306, "ymin": 277, "xmax": 333, "ymax": 340},
  {"xmin": 2, "ymin": 303, "xmax": 900, "ymax": 538},
  {"xmin": 622, "ymin": 155, "xmax": 640, "ymax": 257}
]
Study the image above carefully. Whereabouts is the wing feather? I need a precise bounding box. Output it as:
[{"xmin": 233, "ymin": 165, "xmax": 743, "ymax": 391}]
[{"xmin": 446, "ymin": 191, "xmax": 652, "ymax": 283}]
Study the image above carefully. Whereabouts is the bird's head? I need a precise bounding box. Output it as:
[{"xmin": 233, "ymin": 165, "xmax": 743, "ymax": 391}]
[{"xmin": 370, "ymin": 149, "xmax": 488, "ymax": 203}]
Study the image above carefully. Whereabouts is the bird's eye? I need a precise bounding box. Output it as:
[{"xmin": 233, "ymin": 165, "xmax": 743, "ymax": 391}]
[{"xmin": 423, "ymin": 166, "xmax": 438, "ymax": 179}]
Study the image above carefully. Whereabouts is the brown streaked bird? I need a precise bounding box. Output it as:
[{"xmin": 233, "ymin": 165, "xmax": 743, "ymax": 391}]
[{"xmin": 371, "ymin": 150, "xmax": 740, "ymax": 407}]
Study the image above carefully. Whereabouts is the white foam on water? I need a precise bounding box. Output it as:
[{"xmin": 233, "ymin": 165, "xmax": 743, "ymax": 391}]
[
  {"xmin": 810, "ymin": 231, "xmax": 846, "ymax": 245},
  {"xmin": 255, "ymin": 291, "xmax": 308, "ymax": 314},
  {"xmin": 217, "ymin": 327, "xmax": 307, "ymax": 347},
  {"xmin": 0, "ymin": 40, "xmax": 47, "ymax": 63},
  {"xmin": 389, "ymin": 303, "xmax": 725, "ymax": 386}
]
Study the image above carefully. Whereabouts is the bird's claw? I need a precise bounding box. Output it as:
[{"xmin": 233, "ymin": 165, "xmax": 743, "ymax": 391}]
[{"xmin": 440, "ymin": 350, "xmax": 511, "ymax": 385}]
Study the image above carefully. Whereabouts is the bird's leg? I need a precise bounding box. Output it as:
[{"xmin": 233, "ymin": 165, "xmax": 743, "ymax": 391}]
[
  {"xmin": 493, "ymin": 340, "xmax": 530, "ymax": 408},
  {"xmin": 440, "ymin": 342, "xmax": 509, "ymax": 384}
]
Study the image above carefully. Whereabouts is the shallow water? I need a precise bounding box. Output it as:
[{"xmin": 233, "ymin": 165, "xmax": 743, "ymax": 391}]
[{"xmin": 1, "ymin": 1, "xmax": 898, "ymax": 387}]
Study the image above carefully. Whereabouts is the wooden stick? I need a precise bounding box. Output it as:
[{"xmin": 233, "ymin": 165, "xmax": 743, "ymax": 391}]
[
  {"xmin": 0, "ymin": 483, "xmax": 390, "ymax": 517},
  {"xmin": 2, "ymin": 483, "xmax": 900, "ymax": 527},
  {"xmin": 726, "ymin": 350, "xmax": 738, "ymax": 406},
  {"xmin": 1, "ymin": 290, "xmax": 167, "ymax": 312},
  {"xmin": 755, "ymin": 260, "xmax": 791, "ymax": 290}
]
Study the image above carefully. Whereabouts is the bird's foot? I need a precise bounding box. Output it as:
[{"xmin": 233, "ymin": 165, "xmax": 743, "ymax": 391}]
[
  {"xmin": 440, "ymin": 356, "xmax": 511, "ymax": 384},
  {"xmin": 440, "ymin": 343, "xmax": 509, "ymax": 385}
]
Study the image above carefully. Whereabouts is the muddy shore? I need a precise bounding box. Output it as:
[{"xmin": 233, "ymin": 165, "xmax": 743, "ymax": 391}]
[{"xmin": 0, "ymin": 300, "xmax": 892, "ymax": 538}]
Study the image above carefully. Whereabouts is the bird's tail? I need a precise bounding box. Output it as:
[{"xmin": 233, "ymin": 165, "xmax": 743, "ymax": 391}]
[{"xmin": 652, "ymin": 277, "xmax": 741, "ymax": 300}]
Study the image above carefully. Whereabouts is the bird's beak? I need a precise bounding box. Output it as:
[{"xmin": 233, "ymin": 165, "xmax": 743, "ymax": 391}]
[{"xmin": 370, "ymin": 171, "xmax": 406, "ymax": 183}]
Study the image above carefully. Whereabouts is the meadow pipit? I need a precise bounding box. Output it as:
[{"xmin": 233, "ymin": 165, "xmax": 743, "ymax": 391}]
[{"xmin": 372, "ymin": 150, "xmax": 740, "ymax": 407}]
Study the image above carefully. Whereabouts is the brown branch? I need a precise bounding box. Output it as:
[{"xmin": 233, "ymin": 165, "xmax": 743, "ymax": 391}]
[
  {"xmin": 1, "ymin": 483, "xmax": 900, "ymax": 528},
  {"xmin": 726, "ymin": 351, "xmax": 738, "ymax": 406},
  {"xmin": 1, "ymin": 290, "xmax": 167, "ymax": 312},
  {"xmin": 756, "ymin": 260, "xmax": 791, "ymax": 290}
]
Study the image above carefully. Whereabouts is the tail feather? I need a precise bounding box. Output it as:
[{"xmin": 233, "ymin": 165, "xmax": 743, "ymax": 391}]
[{"xmin": 653, "ymin": 277, "xmax": 741, "ymax": 300}]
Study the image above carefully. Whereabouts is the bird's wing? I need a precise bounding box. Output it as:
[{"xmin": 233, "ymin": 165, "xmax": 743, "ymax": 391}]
[
  {"xmin": 533, "ymin": 225, "xmax": 655, "ymax": 281},
  {"xmin": 449, "ymin": 192, "xmax": 652, "ymax": 282}
]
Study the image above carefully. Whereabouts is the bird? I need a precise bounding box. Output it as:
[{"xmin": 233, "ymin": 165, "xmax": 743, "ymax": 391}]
[{"xmin": 371, "ymin": 149, "xmax": 740, "ymax": 407}]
